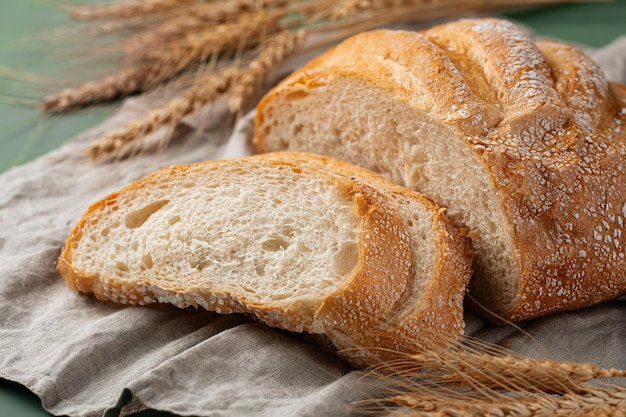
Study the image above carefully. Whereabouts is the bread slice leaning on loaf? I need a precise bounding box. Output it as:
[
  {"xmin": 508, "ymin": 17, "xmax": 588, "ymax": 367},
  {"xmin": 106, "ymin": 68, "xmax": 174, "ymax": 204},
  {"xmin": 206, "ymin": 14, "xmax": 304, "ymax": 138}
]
[
  {"xmin": 57, "ymin": 152, "xmax": 472, "ymax": 367},
  {"xmin": 254, "ymin": 18, "xmax": 626, "ymax": 322},
  {"xmin": 262, "ymin": 152, "xmax": 472, "ymax": 366}
]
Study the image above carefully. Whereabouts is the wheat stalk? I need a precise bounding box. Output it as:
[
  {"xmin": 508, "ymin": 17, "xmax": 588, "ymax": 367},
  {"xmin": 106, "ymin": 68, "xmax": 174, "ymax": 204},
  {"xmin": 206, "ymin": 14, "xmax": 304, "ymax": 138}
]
[
  {"xmin": 228, "ymin": 29, "xmax": 305, "ymax": 114},
  {"xmin": 87, "ymin": 68, "xmax": 239, "ymax": 161},
  {"xmin": 352, "ymin": 329, "xmax": 626, "ymax": 416},
  {"xmin": 376, "ymin": 348, "xmax": 626, "ymax": 394},
  {"xmin": 41, "ymin": 9, "xmax": 283, "ymax": 114},
  {"xmin": 385, "ymin": 388, "xmax": 626, "ymax": 417},
  {"xmin": 361, "ymin": 350, "xmax": 626, "ymax": 416}
]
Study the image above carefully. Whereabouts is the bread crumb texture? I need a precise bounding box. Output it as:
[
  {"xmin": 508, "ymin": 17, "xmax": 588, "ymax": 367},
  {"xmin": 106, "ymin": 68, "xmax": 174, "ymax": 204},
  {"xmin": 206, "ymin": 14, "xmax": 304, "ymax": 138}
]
[{"xmin": 254, "ymin": 18, "xmax": 626, "ymax": 321}]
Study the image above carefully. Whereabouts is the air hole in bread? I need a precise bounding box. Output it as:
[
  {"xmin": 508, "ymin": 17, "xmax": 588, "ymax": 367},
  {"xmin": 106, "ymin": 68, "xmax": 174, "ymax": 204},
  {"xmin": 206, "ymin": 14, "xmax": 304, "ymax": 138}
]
[
  {"xmin": 240, "ymin": 286, "xmax": 256, "ymax": 294},
  {"xmin": 261, "ymin": 237, "xmax": 290, "ymax": 252},
  {"xmin": 194, "ymin": 259, "xmax": 210, "ymax": 271},
  {"xmin": 332, "ymin": 241, "xmax": 359, "ymax": 276},
  {"xmin": 124, "ymin": 200, "xmax": 169, "ymax": 229},
  {"xmin": 281, "ymin": 226, "xmax": 295, "ymax": 237},
  {"xmin": 142, "ymin": 253, "xmax": 153, "ymax": 269},
  {"xmin": 168, "ymin": 215, "xmax": 181, "ymax": 225},
  {"xmin": 116, "ymin": 261, "xmax": 129, "ymax": 272},
  {"xmin": 271, "ymin": 292, "xmax": 294, "ymax": 301}
]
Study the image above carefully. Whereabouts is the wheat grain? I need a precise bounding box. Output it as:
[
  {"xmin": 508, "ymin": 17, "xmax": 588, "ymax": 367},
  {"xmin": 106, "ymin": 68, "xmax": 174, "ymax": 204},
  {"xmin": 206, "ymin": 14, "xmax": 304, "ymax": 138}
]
[{"xmin": 329, "ymin": 0, "xmax": 419, "ymax": 20}]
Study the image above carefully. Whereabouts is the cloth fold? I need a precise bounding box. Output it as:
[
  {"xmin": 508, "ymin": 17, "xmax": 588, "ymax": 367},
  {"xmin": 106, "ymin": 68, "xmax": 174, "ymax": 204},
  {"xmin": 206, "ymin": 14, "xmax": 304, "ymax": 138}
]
[{"xmin": 1, "ymin": 29, "xmax": 625, "ymax": 417}]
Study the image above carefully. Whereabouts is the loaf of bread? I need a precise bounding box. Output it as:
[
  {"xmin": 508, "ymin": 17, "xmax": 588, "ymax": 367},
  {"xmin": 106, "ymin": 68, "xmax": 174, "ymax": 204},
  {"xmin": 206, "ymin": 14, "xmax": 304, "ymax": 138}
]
[
  {"xmin": 57, "ymin": 152, "xmax": 472, "ymax": 367},
  {"xmin": 254, "ymin": 18, "xmax": 626, "ymax": 322}
]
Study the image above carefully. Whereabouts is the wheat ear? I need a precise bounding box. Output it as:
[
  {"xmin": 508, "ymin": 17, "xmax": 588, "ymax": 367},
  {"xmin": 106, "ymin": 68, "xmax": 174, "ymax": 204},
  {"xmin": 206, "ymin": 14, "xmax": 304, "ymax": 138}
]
[
  {"xmin": 228, "ymin": 29, "xmax": 305, "ymax": 114},
  {"xmin": 41, "ymin": 10, "xmax": 282, "ymax": 114},
  {"xmin": 375, "ymin": 348, "xmax": 626, "ymax": 394},
  {"xmin": 87, "ymin": 69, "xmax": 239, "ymax": 161},
  {"xmin": 68, "ymin": 0, "xmax": 196, "ymax": 20},
  {"xmin": 39, "ymin": 67, "xmax": 149, "ymax": 113},
  {"xmin": 385, "ymin": 387, "xmax": 626, "ymax": 417},
  {"xmin": 359, "ymin": 331, "xmax": 626, "ymax": 416}
]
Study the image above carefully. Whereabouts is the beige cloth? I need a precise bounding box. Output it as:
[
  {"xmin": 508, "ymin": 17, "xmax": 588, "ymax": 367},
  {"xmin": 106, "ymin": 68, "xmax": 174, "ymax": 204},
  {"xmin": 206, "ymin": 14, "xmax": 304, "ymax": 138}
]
[{"xmin": 0, "ymin": 31, "xmax": 625, "ymax": 417}]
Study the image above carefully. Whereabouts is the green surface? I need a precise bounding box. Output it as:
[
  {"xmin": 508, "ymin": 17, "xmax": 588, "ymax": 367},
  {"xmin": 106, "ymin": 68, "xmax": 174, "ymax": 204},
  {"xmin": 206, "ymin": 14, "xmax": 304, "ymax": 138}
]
[
  {"xmin": 505, "ymin": 1, "xmax": 626, "ymax": 48},
  {"xmin": 0, "ymin": 380, "xmax": 56, "ymax": 417},
  {"xmin": 1, "ymin": 1, "xmax": 625, "ymax": 416},
  {"xmin": 0, "ymin": 0, "xmax": 114, "ymax": 174}
]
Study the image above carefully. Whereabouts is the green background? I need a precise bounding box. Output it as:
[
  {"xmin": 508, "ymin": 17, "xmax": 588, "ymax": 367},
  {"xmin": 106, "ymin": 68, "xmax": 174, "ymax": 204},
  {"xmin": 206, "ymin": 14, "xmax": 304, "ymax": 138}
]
[{"xmin": 1, "ymin": 0, "xmax": 625, "ymax": 416}]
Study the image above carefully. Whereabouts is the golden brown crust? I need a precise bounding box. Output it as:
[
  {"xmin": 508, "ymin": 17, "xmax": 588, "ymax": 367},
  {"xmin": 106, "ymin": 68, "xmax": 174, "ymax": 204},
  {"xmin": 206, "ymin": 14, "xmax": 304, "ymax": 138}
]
[
  {"xmin": 254, "ymin": 18, "xmax": 626, "ymax": 321},
  {"xmin": 315, "ymin": 181, "xmax": 413, "ymax": 332},
  {"xmin": 327, "ymin": 208, "xmax": 472, "ymax": 367}
]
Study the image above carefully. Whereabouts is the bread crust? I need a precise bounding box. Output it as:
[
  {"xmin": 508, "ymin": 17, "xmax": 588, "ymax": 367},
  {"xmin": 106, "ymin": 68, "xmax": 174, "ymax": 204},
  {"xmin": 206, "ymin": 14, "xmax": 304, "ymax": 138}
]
[{"xmin": 254, "ymin": 18, "xmax": 626, "ymax": 321}]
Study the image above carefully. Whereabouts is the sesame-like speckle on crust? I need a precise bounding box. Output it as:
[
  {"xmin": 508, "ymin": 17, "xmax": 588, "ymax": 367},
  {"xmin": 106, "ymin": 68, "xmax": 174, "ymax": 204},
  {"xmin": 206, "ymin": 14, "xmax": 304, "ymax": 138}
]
[
  {"xmin": 428, "ymin": 18, "xmax": 626, "ymax": 320},
  {"xmin": 316, "ymin": 181, "xmax": 412, "ymax": 334},
  {"xmin": 328, "ymin": 203, "xmax": 472, "ymax": 368}
]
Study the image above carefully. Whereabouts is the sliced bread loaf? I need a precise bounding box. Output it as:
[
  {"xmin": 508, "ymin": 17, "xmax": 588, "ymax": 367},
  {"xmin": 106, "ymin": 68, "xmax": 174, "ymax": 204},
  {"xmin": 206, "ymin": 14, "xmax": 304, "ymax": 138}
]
[
  {"xmin": 58, "ymin": 152, "xmax": 472, "ymax": 366},
  {"xmin": 254, "ymin": 18, "xmax": 626, "ymax": 322}
]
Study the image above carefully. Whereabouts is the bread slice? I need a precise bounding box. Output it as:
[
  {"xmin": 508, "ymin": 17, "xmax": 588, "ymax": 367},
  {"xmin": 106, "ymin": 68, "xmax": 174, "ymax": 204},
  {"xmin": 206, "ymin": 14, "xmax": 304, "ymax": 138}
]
[
  {"xmin": 261, "ymin": 152, "xmax": 472, "ymax": 366},
  {"xmin": 254, "ymin": 18, "xmax": 626, "ymax": 322},
  {"xmin": 57, "ymin": 152, "xmax": 471, "ymax": 366}
]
